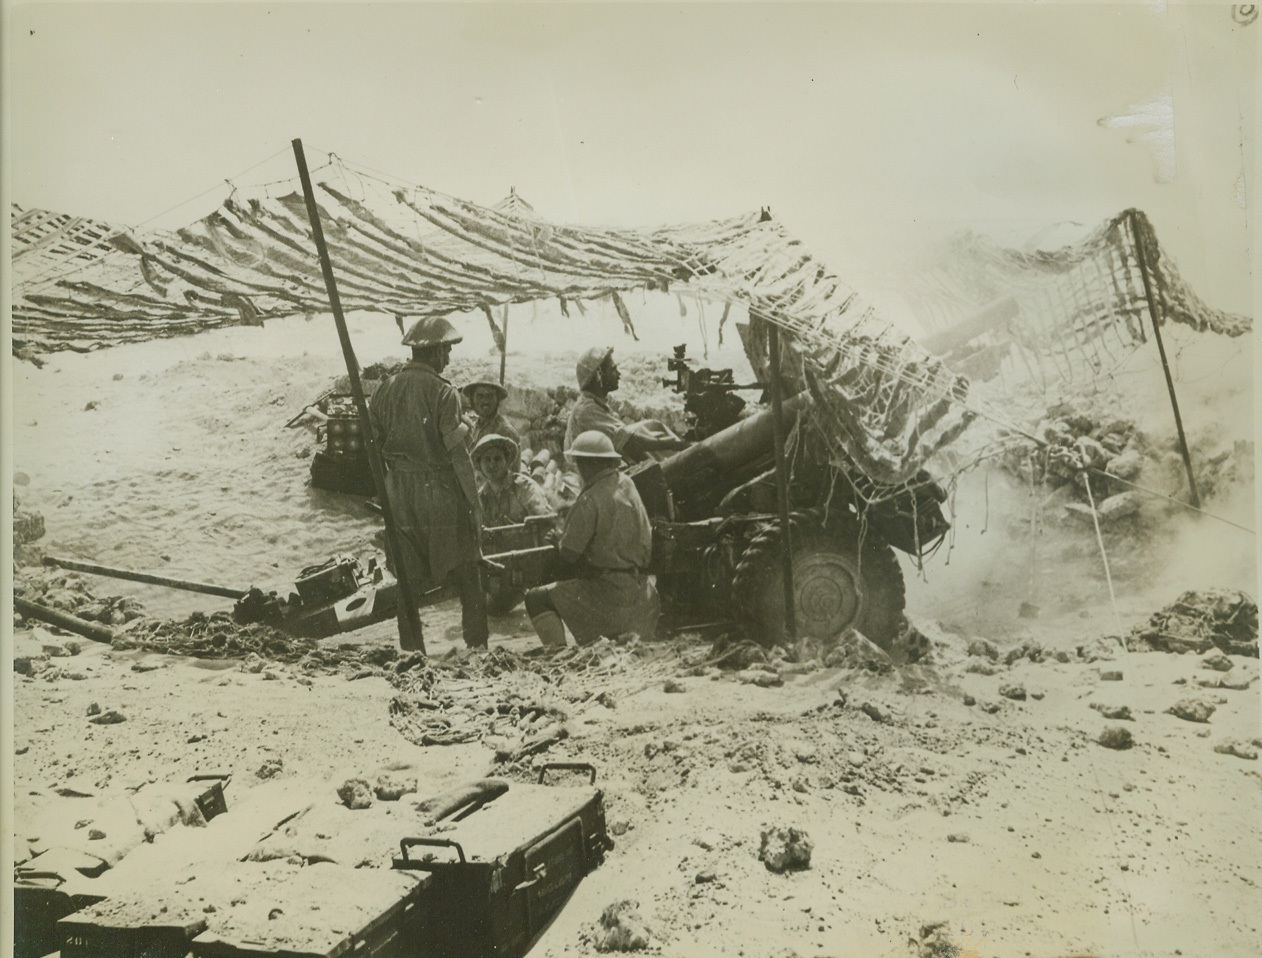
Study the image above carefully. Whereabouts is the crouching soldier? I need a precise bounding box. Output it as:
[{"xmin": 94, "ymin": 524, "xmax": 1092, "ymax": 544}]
[
  {"xmin": 472, "ymin": 433, "xmax": 557, "ymax": 616},
  {"xmin": 524, "ymin": 430, "xmax": 660, "ymax": 648}
]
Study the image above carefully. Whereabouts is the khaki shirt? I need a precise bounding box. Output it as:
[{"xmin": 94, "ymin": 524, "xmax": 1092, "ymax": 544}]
[
  {"xmin": 565, "ymin": 391, "xmax": 629, "ymax": 454},
  {"xmin": 370, "ymin": 360, "xmax": 467, "ymax": 470},
  {"xmin": 560, "ymin": 466, "xmax": 652, "ymax": 570},
  {"xmin": 480, "ymin": 473, "xmax": 552, "ymax": 528},
  {"xmin": 469, "ymin": 411, "xmax": 522, "ymax": 451}
]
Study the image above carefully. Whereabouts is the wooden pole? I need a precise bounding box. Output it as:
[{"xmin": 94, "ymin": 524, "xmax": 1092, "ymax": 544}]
[
  {"xmin": 766, "ymin": 320, "xmax": 798, "ymax": 651},
  {"xmin": 291, "ymin": 139, "xmax": 426, "ymax": 653},
  {"xmin": 1130, "ymin": 210, "xmax": 1201, "ymax": 510},
  {"xmin": 498, "ymin": 304, "xmax": 509, "ymax": 386},
  {"xmin": 42, "ymin": 556, "xmax": 246, "ymax": 600},
  {"xmin": 14, "ymin": 596, "xmax": 116, "ymax": 645}
]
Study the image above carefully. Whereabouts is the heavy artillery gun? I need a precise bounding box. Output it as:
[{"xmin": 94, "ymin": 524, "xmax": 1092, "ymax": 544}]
[{"xmin": 628, "ymin": 349, "xmax": 950, "ymax": 649}]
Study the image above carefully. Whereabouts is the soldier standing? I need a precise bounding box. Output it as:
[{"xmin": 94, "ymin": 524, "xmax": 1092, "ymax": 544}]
[
  {"xmin": 370, "ymin": 318, "xmax": 489, "ymax": 649},
  {"xmin": 462, "ymin": 380, "xmax": 522, "ymax": 450}
]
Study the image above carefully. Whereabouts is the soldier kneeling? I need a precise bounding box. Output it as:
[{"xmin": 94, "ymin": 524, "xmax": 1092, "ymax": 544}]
[{"xmin": 525, "ymin": 431, "xmax": 660, "ymax": 648}]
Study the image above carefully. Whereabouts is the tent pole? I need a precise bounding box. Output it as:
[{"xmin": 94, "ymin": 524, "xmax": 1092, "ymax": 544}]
[
  {"xmin": 291, "ymin": 138, "xmax": 426, "ymax": 653},
  {"xmin": 1130, "ymin": 210, "xmax": 1201, "ymax": 510},
  {"xmin": 499, "ymin": 304, "xmax": 509, "ymax": 386},
  {"xmin": 766, "ymin": 320, "xmax": 799, "ymax": 652}
]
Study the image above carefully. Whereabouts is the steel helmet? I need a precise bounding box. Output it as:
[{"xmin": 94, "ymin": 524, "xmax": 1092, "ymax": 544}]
[
  {"xmin": 575, "ymin": 346, "xmax": 614, "ymax": 390},
  {"xmin": 565, "ymin": 430, "xmax": 621, "ymax": 460},
  {"xmin": 402, "ymin": 317, "xmax": 463, "ymax": 348},
  {"xmin": 471, "ymin": 433, "xmax": 520, "ymax": 466},
  {"xmin": 461, "ymin": 380, "xmax": 508, "ymax": 402}
]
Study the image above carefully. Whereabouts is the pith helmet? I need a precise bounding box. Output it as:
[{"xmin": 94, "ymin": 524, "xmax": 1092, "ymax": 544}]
[
  {"xmin": 575, "ymin": 346, "xmax": 614, "ymax": 389},
  {"xmin": 471, "ymin": 433, "xmax": 520, "ymax": 465},
  {"xmin": 402, "ymin": 317, "xmax": 463, "ymax": 348},
  {"xmin": 461, "ymin": 380, "xmax": 508, "ymax": 402},
  {"xmin": 565, "ymin": 430, "xmax": 621, "ymax": 460}
]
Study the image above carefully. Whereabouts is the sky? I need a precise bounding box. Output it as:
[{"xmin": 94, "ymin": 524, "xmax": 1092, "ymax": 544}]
[{"xmin": 4, "ymin": 2, "xmax": 1258, "ymax": 315}]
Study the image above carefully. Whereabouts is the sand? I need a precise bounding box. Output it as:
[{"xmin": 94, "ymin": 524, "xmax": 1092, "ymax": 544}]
[{"xmin": 11, "ymin": 307, "xmax": 1261, "ymax": 958}]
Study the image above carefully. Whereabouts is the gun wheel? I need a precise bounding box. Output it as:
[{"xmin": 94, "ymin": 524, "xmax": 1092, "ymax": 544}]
[{"xmin": 733, "ymin": 512, "xmax": 905, "ymax": 651}]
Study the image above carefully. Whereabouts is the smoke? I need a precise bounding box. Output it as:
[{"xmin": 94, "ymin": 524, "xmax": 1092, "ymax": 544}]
[{"xmin": 905, "ymin": 326, "xmax": 1256, "ymax": 639}]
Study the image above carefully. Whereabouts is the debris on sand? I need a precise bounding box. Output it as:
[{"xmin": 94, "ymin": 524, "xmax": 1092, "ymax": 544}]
[
  {"xmin": 1128, "ymin": 590, "xmax": 1258, "ymax": 657},
  {"xmin": 591, "ymin": 900, "xmax": 652, "ymax": 952},
  {"xmin": 915, "ymin": 920, "xmax": 962, "ymax": 958},
  {"xmin": 337, "ymin": 778, "xmax": 373, "ymax": 809},
  {"xmin": 256, "ymin": 756, "xmax": 284, "ymax": 780},
  {"xmin": 759, "ymin": 826, "xmax": 813, "ymax": 873},
  {"xmin": 1167, "ymin": 699, "xmax": 1216, "ymax": 723},
  {"xmin": 999, "ymin": 684, "xmax": 1027, "ymax": 701},
  {"xmin": 88, "ymin": 709, "xmax": 126, "ymax": 725},
  {"xmin": 373, "ymin": 775, "xmax": 416, "ymax": 801},
  {"xmin": 1213, "ymin": 739, "xmax": 1260, "ymax": 761},
  {"xmin": 737, "ymin": 668, "xmax": 783, "ymax": 687},
  {"xmin": 1097, "ymin": 727, "xmax": 1135, "ymax": 750},
  {"xmin": 1090, "ymin": 703, "xmax": 1134, "ymax": 721},
  {"xmin": 1200, "ymin": 651, "xmax": 1234, "ymax": 672}
]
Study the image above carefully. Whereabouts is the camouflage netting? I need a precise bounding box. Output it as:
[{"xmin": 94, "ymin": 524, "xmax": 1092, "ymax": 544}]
[{"xmin": 12, "ymin": 157, "xmax": 971, "ymax": 485}]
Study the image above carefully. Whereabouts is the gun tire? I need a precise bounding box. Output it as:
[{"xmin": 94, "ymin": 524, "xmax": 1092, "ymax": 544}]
[{"xmin": 732, "ymin": 510, "xmax": 905, "ymax": 650}]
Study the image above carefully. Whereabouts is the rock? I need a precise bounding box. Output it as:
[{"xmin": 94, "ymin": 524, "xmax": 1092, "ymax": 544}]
[
  {"xmin": 1129, "ymin": 590, "xmax": 1258, "ymax": 657},
  {"xmin": 1167, "ymin": 699, "xmax": 1215, "ymax": 723},
  {"xmin": 88, "ymin": 710, "xmax": 126, "ymax": 725},
  {"xmin": 1098, "ymin": 726, "xmax": 1134, "ymax": 750},
  {"xmin": 64, "ymin": 641, "xmax": 81, "ymax": 656},
  {"xmin": 999, "ymin": 684, "xmax": 1027, "ymax": 701},
  {"xmin": 964, "ymin": 661, "xmax": 1000, "ymax": 676},
  {"xmin": 87, "ymin": 829, "xmax": 106, "ymax": 841},
  {"xmin": 1201, "ymin": 652, "xmax": 1234, "ymax": 672},
  {"xmin": 337, "ymin": 778, "xmax": 374, "ymax": 809},
  {"xmin": 758, "ymin": 826, "xmax": 813, "ymax": 873},
  {"xmin": 946, "ymin": 833, "xmax": 970, "ymax": 843},
  {"xmin": 737, "ymin": 668, "xmax": 782, "ymax": 688},
  {"xmin": 592, "ymin": 900, "xmax": 651, "ymax": 952},
  {"xmin": 663, "ymin": 680, "xmax": 686, "ymax": 694},
  {"xmin": 1100, "ymin": 670, "xmax": 1124, "ymax": 682},
  {"xmin": 84, "ymin": 400, "xmax": 99, "ymax": 411},
  {"xmin": 86, "ymin": 702, "xmax": 101, "ymax": 716},
  {"xmin": 1106, "ymin": 449, "xmax": 1143, "ymax": 481},
  {"xmin": 962, "ymin": 695, "xmax": 976, "ymax": 706},
  {"xmin": 980, "ymin": 701, "xmax": 1001, "ymax": 714},
  {"xmin": 1195, "ymin": 675, "xmax": 1222, "ymax": 688},
  {"xmin": 595, "ymin": 691, "xmax": 617, "ymax": 708},
  {"xmin": 1030, "ymin": 691, "xmax": 1045, "ymax": 701},
  {"xmin": 240, "ymin": 653, "xmax": 265, "ymax": 674},
  {"xmin": 1213, "ymin": 740, "xmax": 1259, "ymax": 761},
  {"xmin": 1222, "ymin": 675, "xmax": 1255, "ymax": 691},
  {"xmin": 966, "ymin": 639, "xmax": 999, "ymax": 661},
  {"xmin": 187, "ymin": 734, "xmax": 207, "ymax": 744},
  {"xmin": 1097, "ymin": 492, "xmax": 1141, "ymax": 521},
  {"xmin": 859, "ymin": 702, "xmax": 886, "ymax": 723},
  {"xmin": 256, "ymin": 757, "xmax": 284, "ymax": 780},
  {"xmin": 694, "ymin": 870, "xmax": 717, "ymax": 884},
  {"xmin": 374, "ymin": 775, "xmax": 417, "ymax": 801},
  {"xmin": 1090, "ymin": 703, "xmax": 1134, "ymax": 721},
  {"xmin": 13, "ymin": 509, "xmax": 46, "ymax": 546}
]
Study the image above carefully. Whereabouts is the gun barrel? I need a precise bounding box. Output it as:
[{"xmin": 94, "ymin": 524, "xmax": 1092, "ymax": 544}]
[
  {"xmin": 43, "ymin": 556, "xmax": 247, "ymax": 600},
  {"xmin": 659, "ymin": 391, "xmax": 812, "ymax": 507}
]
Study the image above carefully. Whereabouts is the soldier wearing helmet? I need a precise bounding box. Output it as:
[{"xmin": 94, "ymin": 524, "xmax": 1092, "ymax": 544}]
[
  {"xmin": 471, "ymin": 433, "xmax": 558, "ymax": 615},
  {"xmin": 461, "ymin": 380, "xmax": 522, "ymax": 451},
  {"xmin": 369, "ymin": 317, "xmax": 489, "ymax": 649},
  {"xmin": 565, "ymin": 347, "xmax": 687, "ymax": 463},
  {"xmin": 524, "ymin": 430, "xmax": 660, "ymax": 649}
]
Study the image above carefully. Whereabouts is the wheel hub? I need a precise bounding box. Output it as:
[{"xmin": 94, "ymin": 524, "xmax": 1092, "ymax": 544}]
[{"xmin": 792, "ymin": 553, "xmax": 864, "ymax": 638}]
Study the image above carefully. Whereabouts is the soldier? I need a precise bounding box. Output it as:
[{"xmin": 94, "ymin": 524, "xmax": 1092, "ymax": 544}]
[
  {"xmin": 524, "ymin": 430, "xmax": 660, "ymax": 648},
  {"xmin": 566, "ymin": 346, "xmax": 686, "ymax": 462},
  {"xmin": 369, "ymin": 317, "xmax": 489, "ymax": 650},
  {"xmin": 461, "ymin": 380, "xmax": 522, "ymax": 449},
  {"xmin": 471, "ymin": 434, "xmax": 553, "ymax": 528},
  {"xmin": 472, "ymin": 433, "xmax": 557, "ymax": 616}
]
